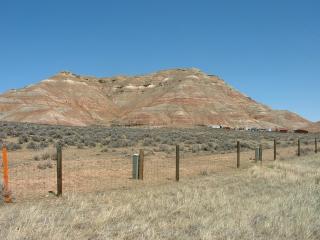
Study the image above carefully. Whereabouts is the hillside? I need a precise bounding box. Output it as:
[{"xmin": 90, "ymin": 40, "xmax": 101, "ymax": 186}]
[
  {"xmin": 307, "ymin": 122, "xmax": 320, "ymax": 133},
  {"xmin": 0, "ymin": 68, "xmax": 312, "ymax": 129}
]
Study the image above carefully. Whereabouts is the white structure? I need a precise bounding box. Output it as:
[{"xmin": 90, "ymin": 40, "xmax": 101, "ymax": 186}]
[{"xmin": 208, "ymin": 125, "xmax": 221, "ymax": 129}]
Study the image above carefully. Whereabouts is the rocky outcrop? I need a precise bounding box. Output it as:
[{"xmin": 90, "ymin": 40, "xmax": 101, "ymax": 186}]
[{"xmin": 0, "ymin": 68, "xmax": 313, "ymax": 129}]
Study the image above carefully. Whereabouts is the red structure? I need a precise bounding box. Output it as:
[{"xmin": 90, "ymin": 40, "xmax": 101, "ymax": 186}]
[
  {"xmin": 278, "ymin": 128, "xmax": 289, "ymax": 133},
  {"xmin": 294, "ymin": 129, "xmax": 309, "ymax": 134}
]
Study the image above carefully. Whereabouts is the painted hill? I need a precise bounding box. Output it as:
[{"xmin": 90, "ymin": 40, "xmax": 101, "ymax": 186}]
[
  {"xmin": 306, "ymin": 122, "xmax": 320, "ymax": 133},
  {"xmin": 0, "ymin": 68, "xmax": 313, "ymax": 129}
]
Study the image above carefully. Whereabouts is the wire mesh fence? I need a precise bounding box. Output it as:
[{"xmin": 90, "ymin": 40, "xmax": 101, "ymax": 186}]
[{"xmin": 1, "ymin": 138, "xmax": 319, "ymax": 202}]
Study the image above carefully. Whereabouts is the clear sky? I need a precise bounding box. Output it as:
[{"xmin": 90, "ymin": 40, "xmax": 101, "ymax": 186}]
[{"xmin": 1, "ymin": 0, "xmax": 319, "ymax": 121}]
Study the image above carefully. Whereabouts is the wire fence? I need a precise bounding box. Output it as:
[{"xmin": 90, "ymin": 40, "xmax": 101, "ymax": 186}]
[{"xmin": 1, "ymin": 138, "xmax": 319, "ymax": 202}]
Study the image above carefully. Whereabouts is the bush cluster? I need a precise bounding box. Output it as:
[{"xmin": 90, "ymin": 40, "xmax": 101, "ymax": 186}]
[{"xmin": 0, "ymin": 121, "xmax": 318, "ymax": 154}]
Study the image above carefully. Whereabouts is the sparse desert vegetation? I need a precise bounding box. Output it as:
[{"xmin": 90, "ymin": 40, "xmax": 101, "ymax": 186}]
[
  {"xmin": 0, "ymin": 121, "xmax": 319, "ymax": 201},
  {"xmin": 0, "ymin": 121, "xmax": 319, "ymax": 239},
  {"xmin": 0, "ymin": 121, "xmax": 319, "ymax": 155},
  {"xmin": 1, "ymin": 154, "xmax": 320, "ymax": 239}
]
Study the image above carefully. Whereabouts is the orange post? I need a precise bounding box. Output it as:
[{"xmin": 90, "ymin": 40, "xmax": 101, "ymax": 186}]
[{"xmin": 2, "ymin": 146, "xmax": 12, "ymax": 203}]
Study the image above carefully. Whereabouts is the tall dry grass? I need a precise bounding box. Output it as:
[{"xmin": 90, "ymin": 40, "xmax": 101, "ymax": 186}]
[{"xmin": 1, "ymin": 154, "xmax": 320, "ymax": 240}]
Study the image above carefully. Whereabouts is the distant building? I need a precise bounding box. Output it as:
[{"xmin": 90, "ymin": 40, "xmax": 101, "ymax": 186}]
[
  {"xmin": 294, "ymin": 129, "xmax": 309, "ymax": 134},
  {"xmin": 279, "ymin": 128, "xmax": 289, "ymax": 133},
  {"xmin": 208, "ymin": 125, "xmax": 222, "ymax": 129}
]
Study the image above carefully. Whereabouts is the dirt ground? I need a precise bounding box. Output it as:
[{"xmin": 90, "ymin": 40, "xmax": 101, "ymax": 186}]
[{"xmin": 4, "ymin": 144, "xmax": 306, "ymax": 202}]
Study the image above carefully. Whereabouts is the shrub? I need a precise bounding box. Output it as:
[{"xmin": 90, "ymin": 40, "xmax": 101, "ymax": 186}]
[
  {"xmin": 77, "ymin": 143, "xmax": 85, "ymax": 149},
  {"xmin": 179, "ymin": 145, "xmax": 185, "ymax": 151},
  {"xmin": 64, "ymin": 130, "xmax": 75, "ymax": 136},
  {"xmin": 53, "ymin": 132, "xmax": 63, "ymax": 139},
  {"xmin": 51, "ymin": 153, "xmax": 58, "ymax": 161},
  {"xmin": 199, "ymin": 170, "xmax": 208, "ymax": 176},
  {"xmin": 55, "ymin": 141, "xmax": 65, "ymax": 148},
  {"xmin": 62, "ymin": 137, "xmax": 78, "ymax": 146},
  {"xmin": 108, "ymin": 139, "xmax": 129, "ymax": 148},
  {"xmin": 303, "ymin": 140, "xmax": 309, "ymax": 145},
  {"xmin": 240, "ymin": 142, "xmax": 251, "ymax": 149},
  {"xmin": 185, "ymin": 139, "xmax": 196, "ymax": 145},
  {"xmin": 31, "ymin": 136, "xmax": 42, "ymax": 142},
  {"xmin": 41, "ymin": 153, "xmax": 50, "ymax": 160},
  {"xmin": 143, "ymin": 138, "xmax": 153, "ymax": 146},
  {"xmin": 100, "ymin": 139, "xmax": 110, "ymax": 146},
  {"xmin": 221, "ymin": 142, "xmax": 234, "ymax": 152},
  {"xmin": 6, "ymin": 143, "xmax": 22, "ymax": 151},
  {"xmin": 39, "ymin": 142, "xmax": 49, "ymax": 149},
  {"xmin": 37, "ymin": 161, "xmax": 53, "ymax": 170},
  {"xmin": 18, "ymin": 135, "xmax": 29, "ymax": 144},
  {"xmin": 27, "ymin": 142, "xmax": 39, "ymax": 150},
  {"xmin": 207, "ymin": 142, "xmax": 218, "ymax": 152},
  {"xmin": 87, "ymin": 141, "xmax": 96, "ymax": 148},
  {"xmin": 298, "ymin": 148, "xmax": 313, "ymax": 155},
  {"xmin": 0, "ymin": 132, "xmax": 7, "ymax": 139},
  {"xmin": 191, "ymin": 144, "xmax": 201, "ymax": 153},
  {"xmin": 161, "ymin": 138, "xmax": 173, "ymax": 145},
  {"xmin": 158, "ymin": 144, "xmax": 172, "ymax": 154},
  {"xmin": 101, "ymin": 148, "xmax": 108, "ymax": 152},
  {"xmin": 201, "ymin": 144, "xmax": 210, "ymax": 151}
]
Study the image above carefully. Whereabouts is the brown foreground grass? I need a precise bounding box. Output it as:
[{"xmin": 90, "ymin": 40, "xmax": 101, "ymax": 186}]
[{"xmin": 1, "ymin": 154, "xmax": 320, "ymax": 240}]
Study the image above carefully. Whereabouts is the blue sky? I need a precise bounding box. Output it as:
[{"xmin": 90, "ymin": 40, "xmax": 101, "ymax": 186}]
[{"xmin": 1, "ymin": 0, "xmax": 319, "ymax": 121}]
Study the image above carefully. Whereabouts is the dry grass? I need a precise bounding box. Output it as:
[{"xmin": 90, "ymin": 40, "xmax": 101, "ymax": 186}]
[{"xmin": 1, "ymin": 154, "xmax": 320, "ymax": 239}]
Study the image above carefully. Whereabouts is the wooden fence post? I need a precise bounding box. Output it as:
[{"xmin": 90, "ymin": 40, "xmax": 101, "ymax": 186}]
[
  {"xmin": 315, "ymin": 138, "xmax": 318, "ymax": 154},
  {"xmin": 139, "ymin": 149, "xmax": 144, "ymax": 180},
  {"xmin": 274, "ymin": 139, "xmax": 277, "ymax": 160},
  {"xmin": 2, "ymin": 146, "xmax": 12, "ymax": 203},
  {"xmin": 176, "ymin": 145, "xmax": 180, "ymax": 182},
  {"xmin": 298, "ymin": 139, "xmax": 301, "ymax": 157},
  {"xmin": 237, "ymin": 141, "xmax": 240, "ymax": 168},
  {"xmin": 56, "ymin": 145, "xmax": 62, "ymax": 197}
]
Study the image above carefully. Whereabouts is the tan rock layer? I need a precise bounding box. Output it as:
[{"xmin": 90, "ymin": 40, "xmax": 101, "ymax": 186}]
[{"xmin": 0, "ymin": 68, "xmax": 315, "ymax": 130}]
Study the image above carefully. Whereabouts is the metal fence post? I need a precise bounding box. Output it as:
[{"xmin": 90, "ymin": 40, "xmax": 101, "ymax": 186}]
[
  {"xmin": 315, "ymin": 138, "xmax": 318, "ymax": 154},
  {"xmin": 176, "ymin": 145, "xmax": 180, "ymax": 181},
  {"xmin": 259, "ymin": 144, "xmax": 263, "ymax": 164},
  {"xmin": 56, "ymin": 145, "xmax": 62, "ymax": 197},
  {"xmin": 298, "ymin": 139, "xmax": 301, "ymax": 157},
  {"xmin": 132, "ymin": 154, "xmax": 139, "ymax": 179},
  {"xmin": 255, "ymin": 148, "xmax": 259, "ymax": 163},
  {"xmin": 237, "ymin": 141, "xmax": 240, "ymax": 168},
  {"xmin": 274, "ymin": 139, "xmax": 277, "ymax": 160}
]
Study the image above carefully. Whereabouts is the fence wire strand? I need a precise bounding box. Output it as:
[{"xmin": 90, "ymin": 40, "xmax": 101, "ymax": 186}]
[{"xmin": 1, "ymin": 137, "xmax": 319, "ymax": 202}]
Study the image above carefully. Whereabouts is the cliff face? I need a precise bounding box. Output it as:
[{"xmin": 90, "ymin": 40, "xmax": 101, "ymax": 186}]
[{"xmin": 0, "ymin": 68, "xmax": 312, "ymax": 129}]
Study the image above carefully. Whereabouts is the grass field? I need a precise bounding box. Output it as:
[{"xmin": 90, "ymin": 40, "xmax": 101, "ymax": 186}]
[{"xmin": 1, "ymin": 153, "xmax": 320, "ymax": 239}]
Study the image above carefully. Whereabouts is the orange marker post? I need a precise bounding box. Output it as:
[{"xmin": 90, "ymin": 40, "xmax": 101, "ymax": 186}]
[{"xmin": 2, "ymin": 146, "xmax": 12, "ymax": 203}]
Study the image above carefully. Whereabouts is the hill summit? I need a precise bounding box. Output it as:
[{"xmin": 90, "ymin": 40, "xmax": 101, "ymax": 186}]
[{"xmin": 0, "ymin": 68, "xmax": 312, "ymax": 129}]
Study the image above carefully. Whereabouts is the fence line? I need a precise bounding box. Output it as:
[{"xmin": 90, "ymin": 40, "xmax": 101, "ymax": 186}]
[{"xmin": 1, "ymin": 138, "xmax": 319, "ymax": 202}]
